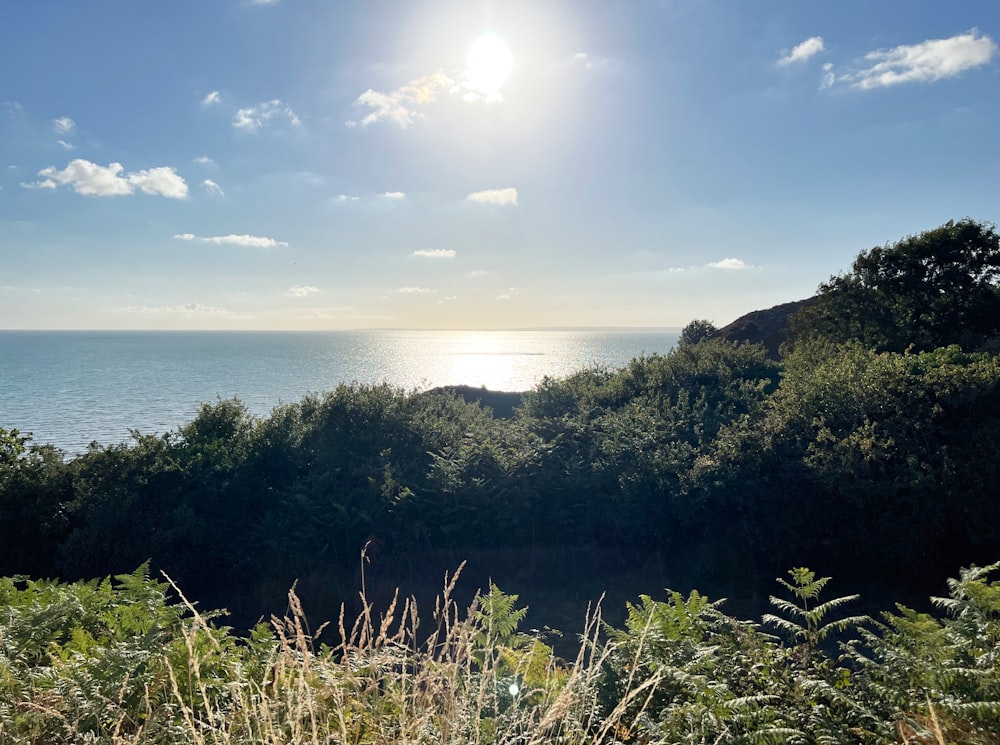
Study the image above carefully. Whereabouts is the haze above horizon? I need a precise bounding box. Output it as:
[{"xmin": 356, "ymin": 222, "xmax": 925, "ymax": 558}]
[{"xmin": 2, "ymin": 1, "xmax": 998, "ymax": 330}]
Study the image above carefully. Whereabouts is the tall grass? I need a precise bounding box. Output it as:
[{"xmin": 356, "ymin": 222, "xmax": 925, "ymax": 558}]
[{"xmin": 0, "ymin": 561, "xmax": 655, "ymax": 744}]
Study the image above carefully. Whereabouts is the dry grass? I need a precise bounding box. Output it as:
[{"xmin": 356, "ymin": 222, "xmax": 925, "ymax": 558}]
[{"xmin": 100, "ymin": 561, "xmax": 656, "ymax": 745}]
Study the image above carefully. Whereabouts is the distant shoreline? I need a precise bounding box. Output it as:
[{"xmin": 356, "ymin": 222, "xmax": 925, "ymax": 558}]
[{"xmin": 0, "ymin": 326, "xmax": 683, "ymax": 334}]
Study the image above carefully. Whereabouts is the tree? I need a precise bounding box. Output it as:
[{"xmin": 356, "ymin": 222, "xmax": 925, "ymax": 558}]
[
  {"xmin": 789, "ymin": 219, "xmax": 1000, "ymax": 352},
  {"xmin": 678, "ymin": 319, "xmax": 717, "ymax": 346}
]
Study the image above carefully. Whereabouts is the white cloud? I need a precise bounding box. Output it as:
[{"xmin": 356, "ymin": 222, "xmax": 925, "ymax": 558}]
[
  {"xmin": 193, "ymin": 156, "xmax": 214, "ymax": 165},
  {"xmin": 202, "ymin": 91, "xmax": 221, "ymax": 105},
  {"xmin": 778, "ymin": 36, "xmax": 825, "ymax": 66},
  {"xmin": 29, "ymin": 159, "xmax": 188, "ymax": 198},
  {"xmin": 378, "ymin": 191, "xmax": 406, "ymax": 200},
  {"xmin": 496, "ymin": 294, "xmax": 512, "ymax": 301},
  {"xmin": 233, "ymin": 99, "xmax": 301, "ymax": 131},
  {"xmin": 203, "ymin": 234, "xmax": 288, "ymax": 248},
  {"xmin": 845, "ymin": 29, "xmax": 997, "ymax": 90},
  {"xmin": 347, "ymin": 72, "xmax": 454, "ymax": 128},
  {"xmin": 468, "ymin": 269, "xmax": 493, "ymax": 277},
  {"xmin": 289, "ymin": 285, "xmax": 320, "ymax": 296},
  {"xmin": 707, "ymin": 258, "xmax": 749, "ymax": 270},
  {"xmin": 202, "ymin": 178, "xmax": 224, "ymax": 196},
  {"xmin": 173, "ymin": 232, "xmax": 287, "ymax": 247},
  {"xmin": 821, "ymin": 62, "xmax": 836, "ymax": 89},
  {"xmin": 466, "ymin": 187, "xmax": 518, "ymax": 206},
  {"xmin": 334, "ymin": 194, "xmax": 359, "ymax": 202},
  {"xmin": 52, "ymin": 117, "xmax": 75, "ymax": 134},
  {"xmin": 125, "ymin": 303, "xmax": 228, "ymax": 314},
  {"xmin": 57, "ymin": 139, "xmax": 73, "ymax": 150},
  {"xmin": 412, "ymin": 249, "xmax": 456, "ymax": 258},
  {"xmin": 20, "ymin": 179, "xmax": 57, "ymax": 190},
  {"xmin": 127, "ymin": 167, "xmax": 189, "ymax": 198},
  {"xmin": 397, "ymin": 286, "xmax": 435, "ymax": 294}
]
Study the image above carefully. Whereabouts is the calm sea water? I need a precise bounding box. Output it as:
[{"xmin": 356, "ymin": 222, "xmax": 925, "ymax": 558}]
[{"xmin": 0, "ymin": 329, "xmax": 678, "ymax": 454}]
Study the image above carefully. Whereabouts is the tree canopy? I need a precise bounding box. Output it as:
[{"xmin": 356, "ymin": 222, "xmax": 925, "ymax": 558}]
[{"xmin": 790, "ymin": 219, "xmax": 1000, "ymax": 353}]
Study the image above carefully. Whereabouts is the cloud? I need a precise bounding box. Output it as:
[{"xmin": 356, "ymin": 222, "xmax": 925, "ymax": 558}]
[
  {"xmin": 347, "ymin": 72, "xmax": 454, "ymax": 128},
  {"xmin": 202, "ymin": 178, "xmax": 224, "ymax": 196},
  {"xmin": 203, "ymin": 234, "xmax": 288, "ymax": 248},
  {"xmin": 778, "ymin": 36, "xmax": 825, "ymax": 66},
  {"xmin": 127, "ymin": 167, "xmax": 189, "ymax": 198},
  {"xmin": 52, "ymin": 117, "xmax": 75, "ymax": 134},
  {"xmin": 289, "ymin": 285, "xmax": 320, "ymax": 296},
  {"xmin": 28, "ymin": 159, "xmax": 188, "ymax": 198},
  {"xmin": 466, "ymin": 187, "xmax": 518, "ymax": 206},
  {"xmin": 125, "ymin": 303, "xmax": 228, "ymax": 314},
  {"xmin": 233, "ymin": 99, "xmax": 301, "ymax": 131},
  {"xmin": 250, "ymin": 0, "xmax": 281, "ymax": 4},
  {"xmin": 334, "ymin": 194, "xmax": 359, "ymax": 202},
  {"xmin": 412, "ymin": 249, "xmax": 456, "ymax": 258},
  {"xmin": 468, "ymin": 269, "xmax": 493, "ymax": 277},
  {"xmin": 20, "ymin": 179, "xmax": 57, "ymax": 190},
  {"xmin": 174, "ymin": 232, "xmax": 288, "ymax": 247},
  {"xmin": 845, "ymin": 29, "xmax": 997, "ymax": 90},
  {"xmin": 707, "ymin": 258, "xmax": 749, "ymax": 270},
  {"xmin": 821, "ymin": 62, "xmax": 836, "ymax": 89},
  {"xmin": 378, "ymin": 191, "xmax": 406, "ymax": 200},
  {"xmin": 397, "ymin": 286, "xmax": 435, "ymax": 294},
  {"xmin": 193, "ymin": 155, "xmax": 214, "ymax": 165},
  {"xmin": 202, "ymin": 91, "xmax": 221, "ymax": 106},
  {"xmin": 57, "ymin": 139, "xmax": 73, "ymax": 150}
]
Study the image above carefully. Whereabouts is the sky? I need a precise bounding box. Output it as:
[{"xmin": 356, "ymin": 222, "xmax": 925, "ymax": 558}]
[{"xmin": 2, "ymin": 0, "xmax": 999, "ymax": 330}]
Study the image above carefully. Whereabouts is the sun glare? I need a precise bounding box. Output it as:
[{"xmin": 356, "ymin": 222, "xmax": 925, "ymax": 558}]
[{"xmin": 466, "ymin": 33, "xmax": 513, "ymax": 99}]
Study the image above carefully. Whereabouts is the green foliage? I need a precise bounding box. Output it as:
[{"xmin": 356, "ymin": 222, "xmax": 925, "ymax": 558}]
[
  {"xmin": 679, "ymin": 318, "xmax": 718, "ymax": 346},
  {"xmin": 790, "ymin": 218, "xmax": 1000, "ymax": 353},
  {"xmin": 763, "ymin": 567, "xmax": 868, "ymax": 650}
]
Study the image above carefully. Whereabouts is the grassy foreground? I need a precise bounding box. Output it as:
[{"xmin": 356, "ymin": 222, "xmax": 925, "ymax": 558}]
[{"xmin": 2, "ymin": 560, "xmax": 1000, "ymax": 744}]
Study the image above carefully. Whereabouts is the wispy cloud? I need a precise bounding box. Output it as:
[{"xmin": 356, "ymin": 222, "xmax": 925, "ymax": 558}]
[
  {"xmin": 778, "ymin": 36, "xmax": 825, "ymax": 66},
  {"xmin": 289, "ymin": 285, "xmax": 320, "ymax": 296},
  {"xmin": 52, "ymin": 116, "xmax": 75, "ymax": 134},
  {"xmin": 397, "ymin": 286, "xmax": 435, "ymax": 294},
  {"xmin": 466, "ymin": 187, "xmax": 518, "ymax": 206},
  {"xmin": 26, "ymin": 159, "xmax": 188, "ymax": 198},
  {"xmin": 173, "ymin": 233, "xmax": 288, "ymax": 248},
  {"xmin": 347, "ymin": 72, "xmax": 454, "ymax": 128},
  {"xmin": 843, "ymin": 29, "xmax": 997, "ymax": 90},
  {"xmin": 57, "ymin": 139, "xmax": 74, "ymax": 150},
  {"xmin": 378, "ymin": 191, "xmax": 406, "ymax": 200},
  {"xmin": 334, "ymin": 194, "xmax": 359, "ymax": 203},
  {"xmin": 412, "ymin": 249, "xmax": 456, "ymax": 258},
  {"xmin": 233, "ymin": 99, "xmax": 301, "ymax": 131},
  {"xmin": 707, "ymin": 258, "xmax": 749, "ymax": 270},
  {"xmin": 202, "ymin": 178, "xmax": 224, "ymax": 196},
  {"xmin": 124, "ymin": 303, "xmax": 228, "ymax": 314},
  {"xmin": 193, "ymin": 155, "xmax": 214, "ymax": 165},
  {"xmin": 202, "ymin": 91, "xmax": 221, "ymax": 106}
]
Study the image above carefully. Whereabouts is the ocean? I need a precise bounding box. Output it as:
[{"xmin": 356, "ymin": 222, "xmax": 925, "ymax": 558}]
[{"xmin": 0, "ymin": 329, "xmax": 678, "ymax": 454}]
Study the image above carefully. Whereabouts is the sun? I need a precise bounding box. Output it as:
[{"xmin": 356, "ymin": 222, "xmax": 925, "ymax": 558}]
[{"xmin": 466, "ymin": 33, "xmax": 513, "ymax": 100}]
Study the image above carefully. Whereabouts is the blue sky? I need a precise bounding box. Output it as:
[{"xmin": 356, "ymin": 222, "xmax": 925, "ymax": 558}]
[{"xmin": 2, "ymin": 0, "xmax": 999, "ymax": 330}]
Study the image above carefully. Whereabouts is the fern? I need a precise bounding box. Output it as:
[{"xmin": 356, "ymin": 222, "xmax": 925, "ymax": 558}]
[{"xmin": 763, "ymin": 567, "xmax": 868, "ymax": 649}]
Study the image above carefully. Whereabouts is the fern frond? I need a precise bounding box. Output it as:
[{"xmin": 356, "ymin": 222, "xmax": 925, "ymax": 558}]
[
  {"xmin": 768, "ymin": 597, "xmax": 808, "ymax": 620},
  {"xmin": 761, "ymin": 614, "xmax": 806, "ymax": 641}
]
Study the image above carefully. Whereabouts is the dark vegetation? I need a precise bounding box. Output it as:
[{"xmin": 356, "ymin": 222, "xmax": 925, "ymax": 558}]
[{"xmin": 3, "ymin": 218, "xmax": 1000, "ymax": 741}]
